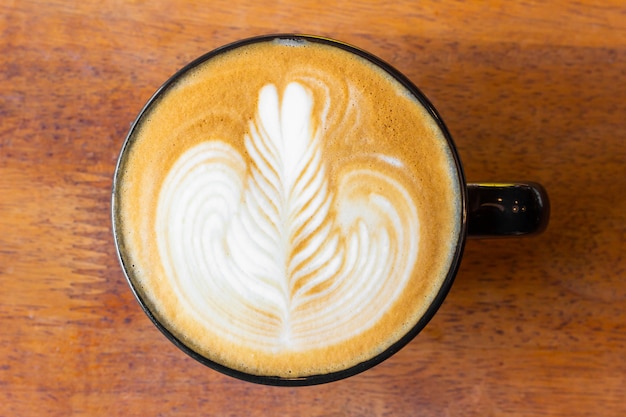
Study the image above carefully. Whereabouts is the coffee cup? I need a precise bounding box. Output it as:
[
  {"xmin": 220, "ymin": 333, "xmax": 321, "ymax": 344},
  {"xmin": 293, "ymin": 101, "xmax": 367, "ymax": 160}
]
[{"xmin": 112, "ymin": 34, "xmax": 549, "ymax": 385}]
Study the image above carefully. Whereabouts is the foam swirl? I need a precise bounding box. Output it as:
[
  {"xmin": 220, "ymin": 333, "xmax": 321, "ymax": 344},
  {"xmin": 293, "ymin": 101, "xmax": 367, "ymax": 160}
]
[{"xmin": 156, "ymin": 82, "xmax": 419, "ymax": 352}]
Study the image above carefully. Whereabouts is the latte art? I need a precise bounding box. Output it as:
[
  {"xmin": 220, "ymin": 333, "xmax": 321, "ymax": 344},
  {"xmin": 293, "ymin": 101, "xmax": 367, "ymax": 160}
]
[
  {"xmin": 157, "ymin": 82, "xmax": 419, "ymax": 351},
  {"xmin": 114, "ymin": 38, "xmax": 462, "ymax": 378}
]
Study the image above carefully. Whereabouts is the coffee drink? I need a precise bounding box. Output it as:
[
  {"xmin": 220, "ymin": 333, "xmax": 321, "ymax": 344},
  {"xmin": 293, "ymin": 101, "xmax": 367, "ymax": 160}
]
[{"xmin": 113, "ymin": 36, "xmax": 462, "ymax": 380}]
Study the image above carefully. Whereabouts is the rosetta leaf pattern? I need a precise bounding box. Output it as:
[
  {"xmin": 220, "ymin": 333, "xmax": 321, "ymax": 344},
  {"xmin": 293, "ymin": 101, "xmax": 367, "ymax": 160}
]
[{"xmin": 156, "ymin": 81, "xmax": 419, "ymax": 351}]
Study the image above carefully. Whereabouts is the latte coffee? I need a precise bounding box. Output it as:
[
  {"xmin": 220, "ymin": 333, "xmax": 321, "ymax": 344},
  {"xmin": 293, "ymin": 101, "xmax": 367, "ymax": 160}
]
[{"xmin": 113, "ymin": 35, "xmax": 463, "ymax": 382}]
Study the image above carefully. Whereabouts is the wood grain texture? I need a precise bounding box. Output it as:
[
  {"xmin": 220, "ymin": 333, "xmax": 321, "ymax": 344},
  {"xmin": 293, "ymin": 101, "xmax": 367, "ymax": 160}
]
[{"xmin": 1, "ymin": 0, "xmax": 624, "ymax": 415}]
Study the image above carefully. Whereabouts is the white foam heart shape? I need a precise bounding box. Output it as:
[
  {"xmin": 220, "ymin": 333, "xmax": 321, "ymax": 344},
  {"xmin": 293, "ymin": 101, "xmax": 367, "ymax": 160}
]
[{"xmin": 156, "ymin": 82, "xmax": 419, "ymax": 352}]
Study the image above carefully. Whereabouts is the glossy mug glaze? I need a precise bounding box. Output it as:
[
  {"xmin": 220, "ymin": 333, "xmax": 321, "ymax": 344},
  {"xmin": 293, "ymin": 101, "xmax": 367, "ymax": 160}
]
[{"xmin": 112, "ymin": 34, "xmax": 549, "ymax": 385}]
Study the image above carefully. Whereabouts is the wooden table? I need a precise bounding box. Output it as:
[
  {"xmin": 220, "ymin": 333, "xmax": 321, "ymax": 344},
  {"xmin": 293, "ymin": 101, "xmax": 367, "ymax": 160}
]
[{"xmin": 1, "ymin": 1, "xmax": 624, "ymax": 415}]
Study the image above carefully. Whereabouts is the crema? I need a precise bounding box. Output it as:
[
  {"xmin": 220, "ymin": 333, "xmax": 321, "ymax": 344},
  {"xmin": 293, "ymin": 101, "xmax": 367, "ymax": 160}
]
[{"xmin": 114, "ymin": 37, "xmax": 462, "ymax": 378}]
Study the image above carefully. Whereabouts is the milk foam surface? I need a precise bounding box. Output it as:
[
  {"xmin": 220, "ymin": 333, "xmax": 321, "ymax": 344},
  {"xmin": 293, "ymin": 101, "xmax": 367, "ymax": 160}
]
[
  {"xmin": 115, "ymin": 39, "xmax": 462, "ymax": 377},
  {"xmin": 157, "ymin": 82, "xmax": 419, "ymax": 350}
]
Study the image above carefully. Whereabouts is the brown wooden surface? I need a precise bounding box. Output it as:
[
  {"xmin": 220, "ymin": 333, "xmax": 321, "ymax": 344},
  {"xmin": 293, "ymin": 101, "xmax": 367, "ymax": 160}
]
[{"xmin": 1, "ymin": 1, "xmax": 625, "ymax": 415}]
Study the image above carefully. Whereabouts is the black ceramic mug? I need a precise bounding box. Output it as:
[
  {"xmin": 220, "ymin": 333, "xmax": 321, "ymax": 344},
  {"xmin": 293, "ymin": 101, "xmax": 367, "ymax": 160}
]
[{"xmin": 112, "ymin": 34, "xmax": 549, "ymax": 385}]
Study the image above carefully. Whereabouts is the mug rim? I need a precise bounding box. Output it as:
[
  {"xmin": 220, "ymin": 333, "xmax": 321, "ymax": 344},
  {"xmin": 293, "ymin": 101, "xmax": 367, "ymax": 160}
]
[{"xmin": 111, "ymin": 33, "xmax": 468, "ymax": 386}]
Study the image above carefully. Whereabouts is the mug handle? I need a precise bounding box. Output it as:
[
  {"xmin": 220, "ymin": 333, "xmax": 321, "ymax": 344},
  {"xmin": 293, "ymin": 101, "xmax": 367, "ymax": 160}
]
[{"xmin": 467, "ymin": 182, "xmax": 550, "ymax": 238}]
